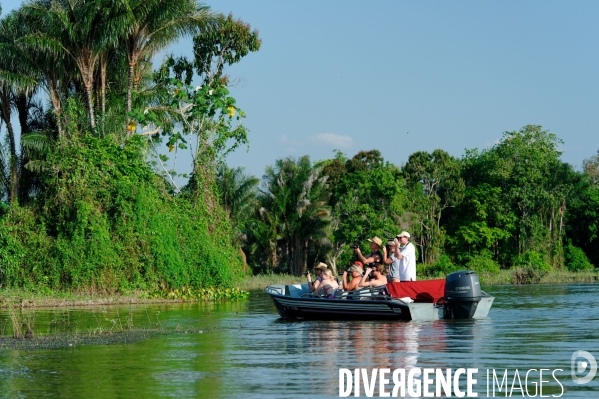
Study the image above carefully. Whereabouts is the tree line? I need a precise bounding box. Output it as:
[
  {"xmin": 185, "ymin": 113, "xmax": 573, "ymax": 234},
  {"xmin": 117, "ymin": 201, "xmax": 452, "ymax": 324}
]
[
  {"xmin": 1, "ymin": 1, "xmax": 597, "ymax": 291},
  {"xmin": 219, "ymin": 126, "xmax": 599, "ymax": 277},
  {"xmin": 0, "ymin": 0, "xmax": 260, "ymax": 291}
]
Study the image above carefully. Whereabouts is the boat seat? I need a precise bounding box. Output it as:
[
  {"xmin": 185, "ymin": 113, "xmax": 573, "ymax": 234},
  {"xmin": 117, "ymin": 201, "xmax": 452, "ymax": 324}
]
[
  {"xmin": 343, "ymin": 286, "xmax": 390, "ymax": 300},
  {"xmin": 345, "ymin": 287, "xmax": 372, "ymax": 300},
  {"xmin": 301, "ymin": 293, "xmax": 323, "ymax": 298},
  {"xmin": 301, "ymin": 288, "xmax": 343, "ymax": 299}
]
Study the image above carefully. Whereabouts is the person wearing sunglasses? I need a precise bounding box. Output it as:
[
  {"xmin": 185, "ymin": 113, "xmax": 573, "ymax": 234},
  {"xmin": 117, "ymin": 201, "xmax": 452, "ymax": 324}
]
[
  {"xmin": 342, "ymin": 265, "xmax": 363, "ymax": 291},
  {"xmin": 358, "ymin": 264, "xmax": 388, "ymax": 288},
  {"xmin": 306, "ymin": 262, "xmax": 328, "ymax": 293}
]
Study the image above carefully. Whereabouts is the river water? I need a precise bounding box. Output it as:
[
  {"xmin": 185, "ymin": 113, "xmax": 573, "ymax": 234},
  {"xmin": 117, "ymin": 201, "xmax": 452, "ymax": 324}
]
[{"xmin": 0, "ymin": 284, "xmax": 598, "ymax": 398}]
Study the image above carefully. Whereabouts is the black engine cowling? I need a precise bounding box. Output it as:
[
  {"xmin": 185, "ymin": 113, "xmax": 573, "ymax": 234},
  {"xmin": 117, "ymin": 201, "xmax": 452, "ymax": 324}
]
[{"xmin": 444, "ymin": 270, "xmax": 482, "ymax": 319}]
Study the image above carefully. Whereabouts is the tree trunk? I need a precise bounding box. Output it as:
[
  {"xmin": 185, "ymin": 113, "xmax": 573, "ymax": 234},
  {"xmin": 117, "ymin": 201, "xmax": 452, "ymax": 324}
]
[
  {"xmin": 47, "ymin": 78, "xmax": 62, "ymax": 138},
  {"xmin": 85, "ymin": 84, "xmax": 95, "ymax": 134},
  {"xmin": 15, "ymin": 93, "xmax": 30, "ymax": 135},
  {"xmin": 558, "ymin": 201, "xmax": 565, "ymax": 267},
  {"xmin": 15, "ymin": 92, "xmax": 34, "ymax": 204},
  {"xmin": 239, "ymin": 247, "xmax": 248, "ymax": 273},
  {"xmin": 302, "ymin": 240, "xmax": 308, "ymax": 274},
  {"xmin": 293, "ymin": 235, "xmax": 301, "ymax": 275},
  {"xmin": 76, "ymin": 48, "xmax": 97, "ymax": 134},
  {"xmin": 100, "ymin": 57, "xmax": 107, "ymax": 138},
  {"xmin": 0, "ymin": 91, "xmax": 18, "ymax": 204},
  {"xmin": 271, "ymin": 244, "xmax": 277, "ymax": 271},
  {"xmin": 126, "ymin": 62, "xmax": 135, "ymax": 133},
  {"xmin": 326, "ymin": 243, "xmax": 344, "ymax": 276}
]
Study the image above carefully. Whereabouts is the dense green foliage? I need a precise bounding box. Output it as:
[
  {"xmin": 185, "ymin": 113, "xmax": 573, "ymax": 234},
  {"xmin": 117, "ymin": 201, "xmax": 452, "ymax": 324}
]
[
  {"xmin": 252, "ymin": 155, "xmax": 330, "ymax": 275},
  {"xmin": 0, "ymin": 135, "xmax": 242, "ymax": 290},
  {"xmin": 235, "ymin": 126, "xmax": 599, "ymax": 276},
  {"xmin": 1, "ymin": 1, "xmax": 597, "ymax": 289},
  {"xmin": 0, "ymin": 1, "xmax": 260, "ymax": 292}
]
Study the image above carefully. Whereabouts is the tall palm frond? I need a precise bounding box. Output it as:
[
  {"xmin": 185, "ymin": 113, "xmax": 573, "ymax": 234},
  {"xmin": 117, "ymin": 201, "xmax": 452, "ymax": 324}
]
[
  {"xmin": 216, "ymin": 162, "xmax": 259, "ymax": 227},
  {"xmin": 257, "ymin": 156, "xmax": 331, "ymax": 274},
  {"xmin": 122, "ymin": 0, "xmax": 216, "ymax": 122}
]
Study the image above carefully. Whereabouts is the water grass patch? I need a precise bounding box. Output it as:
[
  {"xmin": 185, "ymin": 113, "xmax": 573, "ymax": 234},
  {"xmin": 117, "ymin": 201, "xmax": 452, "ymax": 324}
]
[{"xmin": 144, "ymin": 286, "xmax": 250, "ymax": 300}]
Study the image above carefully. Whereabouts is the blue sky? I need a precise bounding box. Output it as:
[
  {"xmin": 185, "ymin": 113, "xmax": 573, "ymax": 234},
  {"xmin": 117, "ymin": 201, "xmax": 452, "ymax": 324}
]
[{"xmin": 3, "ymin": 0, "xmax": 598, "ymax": 180}]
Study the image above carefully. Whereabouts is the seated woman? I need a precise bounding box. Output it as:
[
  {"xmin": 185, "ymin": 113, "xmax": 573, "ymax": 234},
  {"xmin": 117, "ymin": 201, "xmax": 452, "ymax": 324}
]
[
  {"xmin": 306, "ymin": 262, "xmax": 328, "ymax": 293},
  {"xmin": 342, "ymin": 265, "xmax": 363, "ymax": 291},
  {"xmin": 319, "ymin": 269, "xmax": 340, "ymax": 298},
  {"xmin": 358, "ymin": 264, "xmax": 388, "ymax": 288}
]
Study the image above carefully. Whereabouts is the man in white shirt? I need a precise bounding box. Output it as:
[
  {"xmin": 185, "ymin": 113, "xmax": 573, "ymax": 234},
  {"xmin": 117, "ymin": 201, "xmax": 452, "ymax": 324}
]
[{"xmin": 393, "ymin": 231, "xmax": 416, "ymax": 281}]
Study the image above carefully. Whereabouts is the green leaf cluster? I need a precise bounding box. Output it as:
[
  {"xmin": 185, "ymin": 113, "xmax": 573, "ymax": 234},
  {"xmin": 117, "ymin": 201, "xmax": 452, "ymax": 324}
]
[{"xmin": 0, "ymin": 135, "xmax": 243, "ymax": 292}]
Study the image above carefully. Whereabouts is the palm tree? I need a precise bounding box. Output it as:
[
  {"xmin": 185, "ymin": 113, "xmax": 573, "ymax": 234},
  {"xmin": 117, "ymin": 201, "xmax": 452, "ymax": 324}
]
[
  {"xmin": 121, "ymin": 0, "xmax": 214, "ymax": 128},
  {"xmin": 216, "ymin": 163, "xmax": 259, "ymax": 229},
  {"xmin": 15, "ymin": 4, "xmax": 67, "ymax": 137},
  {"xmin": 0, "ymin": 10, "xmax": 39, "ymax": 203},
  {"xmin": 216, "ymin": 163, "xmax": 258, "ymax": 272},
  {"xmin": 259, "ymin": 156, "xmax": 331, "ymax": 275},
  {"xmin": 22, "ymin": 0, "xmax": 129, "ymax": 135}
]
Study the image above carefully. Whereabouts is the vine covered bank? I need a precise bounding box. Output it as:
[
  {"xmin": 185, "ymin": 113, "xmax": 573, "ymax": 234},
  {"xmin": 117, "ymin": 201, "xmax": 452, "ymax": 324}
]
[{"xmin": 0, "ymin": 1, "xmax": 261, "ymax": 292}]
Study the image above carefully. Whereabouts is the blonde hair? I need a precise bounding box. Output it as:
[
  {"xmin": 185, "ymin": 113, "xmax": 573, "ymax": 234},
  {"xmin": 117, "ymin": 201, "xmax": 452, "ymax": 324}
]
[
  {"xmin": 323, "ymin": 269, "xmax": 333, "ymax": 279},
  {"xmin": 348, "ymin": 265, "xmax": 363, "ymax": 275}
]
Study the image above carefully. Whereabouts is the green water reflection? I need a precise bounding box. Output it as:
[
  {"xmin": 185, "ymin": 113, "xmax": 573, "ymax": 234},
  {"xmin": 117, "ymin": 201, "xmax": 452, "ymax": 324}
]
[{"xmin": 0, "ymin": 285, "xmax": 597, "ymax": 398}]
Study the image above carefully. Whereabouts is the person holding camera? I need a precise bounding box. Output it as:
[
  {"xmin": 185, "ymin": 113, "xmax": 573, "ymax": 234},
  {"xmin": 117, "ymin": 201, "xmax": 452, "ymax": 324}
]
[
  {"xmin": 393, "ymin": 231, "xmax": 416, "ymax": 281},
  {"xmin": 354, "ymin": 236, "xmax": 383, "ymax": 267},
  {"xmin": 306, "ymin": 262, "xmax": 328, "ymax": 293},
  {"xmin": 358, "ymin": 264, "xmax": 388, "ymax": 288},
  {"xmin": 384, "ymin": 238, "xmax": 401, "ymax": 282},
  {"xmin": 342, "ymin": 265, "xmax": 363, "ymax": 291}
]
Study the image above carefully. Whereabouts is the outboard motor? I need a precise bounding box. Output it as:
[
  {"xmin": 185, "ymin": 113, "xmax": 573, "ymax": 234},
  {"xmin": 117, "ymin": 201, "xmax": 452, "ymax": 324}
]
[{"xmin": 444, "ymin": 270, "xmax": 482, "ymax": 319}]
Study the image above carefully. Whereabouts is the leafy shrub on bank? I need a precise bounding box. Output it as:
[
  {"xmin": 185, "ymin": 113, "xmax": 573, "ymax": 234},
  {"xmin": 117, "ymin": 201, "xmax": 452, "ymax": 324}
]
[
  {"xmin": 418, "ymin": 251, "xmax": 500, "ymax": 279},
  {"xmin": 564, "ymin": 243, "xmax": 594, "ymax": 271},
  {"xmin": 514, "ymin": 251, "xmax": 552, "ymax": 272},
  {"xmin": 464, "ymin": 251, "xmax": 501, "ymax": 274},
  {"xmin": 419, "ymin": 255, "xmax": 462, "ymax": 278},
  {"xmin": 0, "ymin": 136, "xmax": 243, "ymax": 292}
]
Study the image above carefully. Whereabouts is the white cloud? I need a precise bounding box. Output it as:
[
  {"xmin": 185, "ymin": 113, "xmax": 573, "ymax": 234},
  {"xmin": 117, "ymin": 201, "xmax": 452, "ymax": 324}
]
[
  {"xmin": 308, "ymin": 133, "xmax": 354, "ymax": 149},
  {"xmin": 276, "ymin": 133, "xmax": 354, "ymax": 154}
]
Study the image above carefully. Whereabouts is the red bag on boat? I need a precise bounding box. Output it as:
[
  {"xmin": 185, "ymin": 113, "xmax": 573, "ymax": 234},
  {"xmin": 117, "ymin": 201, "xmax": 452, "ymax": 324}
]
[{"xmin": 386, "ymin": 280, "xmax": 446, "ymax": 303}]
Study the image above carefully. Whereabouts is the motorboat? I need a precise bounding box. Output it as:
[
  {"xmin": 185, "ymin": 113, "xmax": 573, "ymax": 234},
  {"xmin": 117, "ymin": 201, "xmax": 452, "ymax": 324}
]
[{"xmin": 265, "ymin": 270, "xmax": 494, "ymax": 321}]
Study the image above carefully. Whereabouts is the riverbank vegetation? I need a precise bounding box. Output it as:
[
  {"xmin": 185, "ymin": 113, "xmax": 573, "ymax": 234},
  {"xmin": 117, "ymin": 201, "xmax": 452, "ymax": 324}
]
[
  {"xmin": 0, "ymin": 1, "xmax": 260, "ymax": 293},
  {"xmin": 1, "ymin": 2, "xmax": 598, "ymax": 296},
  {"xmin": 229, "ymin": 127, "xmax": 599, "ymax": 280}
]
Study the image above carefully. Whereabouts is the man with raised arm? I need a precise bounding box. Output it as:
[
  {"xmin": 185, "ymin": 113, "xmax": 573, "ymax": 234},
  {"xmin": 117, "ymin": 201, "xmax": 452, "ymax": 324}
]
[
  {"xmin": 354, "ymin": 236, "xmax": 383, "ymax": 267},
  {"xmin": 358, "ymin": 264, "xmax": 388, "ymax": 288},
  {"xmin": 383, "ymin": 238, "xmax": 401, "ymax": 282},
  {"xmin": 394, "ymin": 231, "xmax": 416, "ymax": 281}
]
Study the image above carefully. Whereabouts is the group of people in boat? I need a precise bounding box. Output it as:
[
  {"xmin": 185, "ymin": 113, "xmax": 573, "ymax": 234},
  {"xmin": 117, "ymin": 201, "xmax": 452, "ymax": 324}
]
[{"xmin": 305, "ymin": 231, "xmax": 416, "ymax": 297}]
